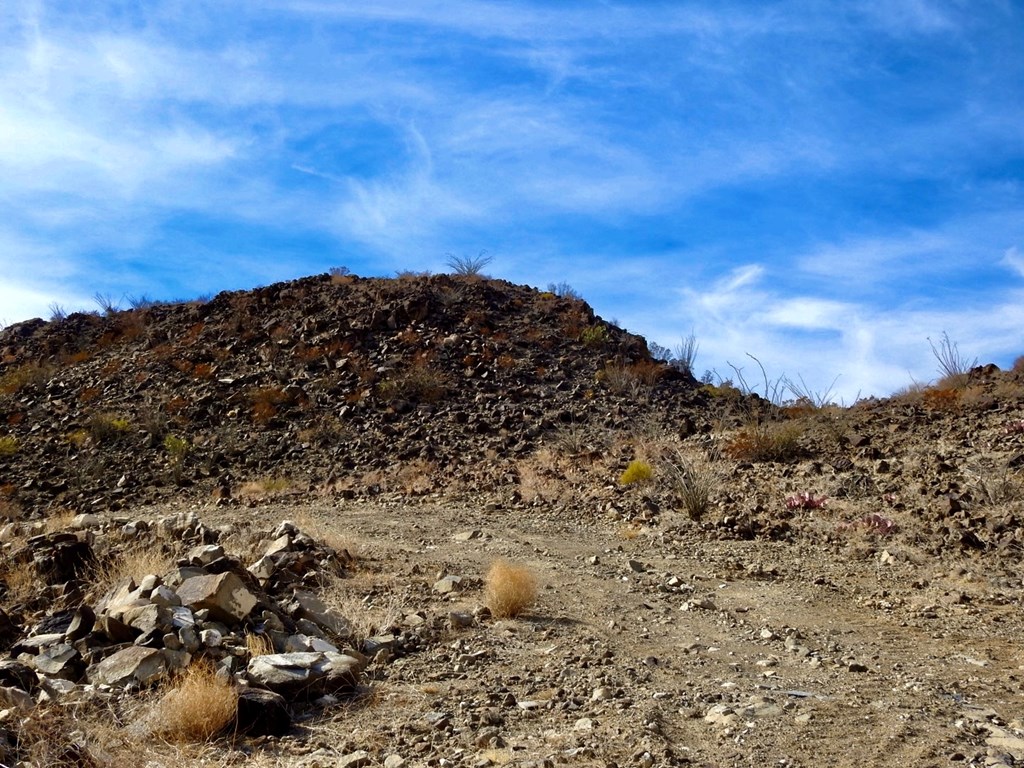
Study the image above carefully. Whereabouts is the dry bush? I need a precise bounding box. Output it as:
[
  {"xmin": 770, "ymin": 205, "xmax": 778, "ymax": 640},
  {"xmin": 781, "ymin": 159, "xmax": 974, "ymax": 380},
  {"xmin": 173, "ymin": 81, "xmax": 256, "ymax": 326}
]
[
  {"xmin": 930, "ymin": 332, "xmax": 977, "ymax": 390},
  {"xmin": 0, "ymin": 555, "xmax": 39, "ymax": 604},
  {"xmin": 86, "ymin": 412, "xmax": 132, "ymax": 444},
  {"xmin": 515, "ymin": 459, "xmax": 562, "ymax": 504},
  {"xmin": 724, "ymin": 420, "xmax": 802, "ymax": 462},
  {"xmin": 376, "ymin": 360, "xmax": 449, "ymax": 404},
  {"xmin": 485, "ymin": 560, "xmax": 537, "ymax": 618},
  {"xmin": 249, "ymin": 386, "xmax": 290, "ymax": 425},
  {"xmin": 967, "ymin": 464, "xmax": 1023, "ymax": 505},
  {"xmin": 150, "ymin": 663, "xmax": 238, "ymax": 742},
  {"xmin": 0, "ymin": 361, "xmax": 50, "ymax": 397},
  {"xmin": 600, "ymin": 361, "xmax": 662, "ymax": 397},
  {"xmin": 330, "ymin": 265, "xmax": 354, "ymax": 284},
  {"xmin": 662, "ymin": 451, "xmax": 718, "ymax": 521},
  {"xmin": 319, "ymin": 575, "xmax": 408, "ymax": 645},
  {"xmin": 550, "ymin": 422, "xmax": 604, "ymax": 458},
  {"xmin": 618, "ymin": 523, "xmax": 642, "ymax": 540},
  {"xmin": 5, "ymin": 705, "xmax": 107, "ymax": 767},
  {"xmin": 394, "ymin": 459, "xmax": 437, "ymax": 495},
  {"xmin": 921, "ymin": 387, "xmax": 961, "ymax": 412},
  {"xmin": 289, "ymin": 510, "xmax": 358, "ymax": 561},
  {"xmin": 0, "ymin": 435, "xmax": 18, "ymax": 456}
]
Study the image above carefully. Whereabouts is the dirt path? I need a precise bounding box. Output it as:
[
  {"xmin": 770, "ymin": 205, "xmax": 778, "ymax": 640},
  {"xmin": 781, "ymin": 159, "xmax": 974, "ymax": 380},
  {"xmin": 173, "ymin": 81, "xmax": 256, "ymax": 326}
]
[{"xmin": 197, "ymin": 496, "xmax": 1024, "ymax": 767}]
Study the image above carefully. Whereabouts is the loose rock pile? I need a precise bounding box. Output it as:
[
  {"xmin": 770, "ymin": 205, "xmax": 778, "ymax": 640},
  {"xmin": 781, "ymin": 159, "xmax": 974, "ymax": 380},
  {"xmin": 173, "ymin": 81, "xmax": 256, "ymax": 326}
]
[{"xmin": 0, "ymin": 511, "xmax": 404, "ymax": 757}]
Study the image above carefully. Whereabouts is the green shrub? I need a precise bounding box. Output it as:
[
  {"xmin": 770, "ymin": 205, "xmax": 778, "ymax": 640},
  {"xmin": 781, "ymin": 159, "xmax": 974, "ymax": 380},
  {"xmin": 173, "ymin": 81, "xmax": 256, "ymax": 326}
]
[
  {"xmin": 0, "ymin": 436, "xmax": 18, "ymax": 456},
  {"xmin": 579, "ymin": 324, "xmax": 608, "ymax": 348},
  {"xmin": 164, "ymin": 434, "xmax": 190, "ymax": 460},
  {"xmin": 619, "ymin": 459, "xmax": 654, "ymax": 486},
  {"xmin": 87, "ymin": 413, "xmax": 132, "ymax": 444}
]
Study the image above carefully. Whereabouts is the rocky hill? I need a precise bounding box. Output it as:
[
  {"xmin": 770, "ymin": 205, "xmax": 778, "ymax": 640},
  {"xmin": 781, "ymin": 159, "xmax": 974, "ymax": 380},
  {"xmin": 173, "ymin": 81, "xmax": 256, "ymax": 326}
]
[{"xmin": 0, "ymin": 272, "xmax": 699, "ymax": 514}]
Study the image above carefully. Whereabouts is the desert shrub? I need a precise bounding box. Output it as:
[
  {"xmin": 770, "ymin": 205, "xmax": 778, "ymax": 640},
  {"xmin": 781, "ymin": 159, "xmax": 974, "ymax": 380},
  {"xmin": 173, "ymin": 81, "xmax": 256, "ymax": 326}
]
[
  {"xmin": 0, "ymin": 362, "xmax": 50, "ymax": 396},
  {"xmin": 837, "ymin": 513, "xmax": 896, "ymax": 537},
  {"xmin": 238, "ymin": 476, "xmax": 293, "ymax": 499},
  {"xmin": 725, "ymin": 421, "xmax": 802, "ymax": 462},
  {"xmin": 701, "ymin": 381, "xmax": 744, "ymax": 401},
  {"xmin": 329, "ymin": 265, "xmax": 354, "ymax": 285},
  {"xmin": 376, "ymin": 361, "xmax": 449, "ymax": 404},
  {"xmin": 653, "ymin": 333, "xmax": 700, "ymax": 376},
  {"xmin": 163, "ymin": 434, "xmax": 190, "ymax": 460},
  {"xmin": 921, "ymin": 387, "xmax": 961, "ymax": 412},
  {"xmin": 547, "ymin": 281, "xmax": 582, "ymax": 300},
  {"xmin": 0, "ymin": 436, "xmax": 18, "ymax": 456},
  {"xmin": 929, "ymin": 331, "xmax": 977, "ymax": 389},
  {"xmin": 85, "ymin": 541, "xmax": 177, "ymax": 603},
  {"xmin": 485, "ymin": 560, "xmax": 537, "ymax": 618},
  {"xmin": 5, "ymin": 705, "xmax": 103, "ymax": 767},
  {"xmin": 249, "ymin": 386, "xmax": 290, "ymax": 425},
  {"xmin": 968, "ymin": 464, "xmax": 1023, "ymax": 505},
  {"xmin": 445, "ymin": 250, "xmax": 492, "ymax": 277},
  {"xmin": 245, "ymin": 632, "xmax": 275, "ymax": 657},
  {"xmin": 93, "ymin": 291, "xmax": 120, "ymax": 316},
  {"xmin": 151, "ymin": 663, "xmax": 238, "ymax": 742},
  {"xmin": 579, "ymin": 324, "xmax": 608, "ymax": 348},
  {"xmin": 87, "ymin": 413, "xmax": 132, "ymax": 444},
  {"xmin": 620, "ymin": 459, "xmax": 654, "ymax": 486},
  {"xmin": 663, "ymin": 453, "xmax": 715, "ymax": 520},
  {"xmin": 163, "ymin": 435, "xmax": 190, "ymax": 483},
  {"xmin": 600, "ymin": 361, "xmax": 663, "ymax": 398}
]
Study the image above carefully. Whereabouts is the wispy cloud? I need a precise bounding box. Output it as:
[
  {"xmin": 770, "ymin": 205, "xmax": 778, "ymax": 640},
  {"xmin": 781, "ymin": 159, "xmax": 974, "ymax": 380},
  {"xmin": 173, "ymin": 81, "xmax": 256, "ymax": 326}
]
[{"xmin": 0, "ymin": 0, "xmax": 1021, "ymax": 400}]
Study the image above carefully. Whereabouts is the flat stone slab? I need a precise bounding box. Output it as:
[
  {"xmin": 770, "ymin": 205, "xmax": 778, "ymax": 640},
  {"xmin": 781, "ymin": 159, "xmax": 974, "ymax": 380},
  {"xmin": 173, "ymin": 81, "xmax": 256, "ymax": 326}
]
[
  {"xmin": 87, "ymin": 646, "xmax": 167, "ymax": 688},
  {"xmin": 247, "ymin": 651, "xmax": 362, "ymax": 697}
]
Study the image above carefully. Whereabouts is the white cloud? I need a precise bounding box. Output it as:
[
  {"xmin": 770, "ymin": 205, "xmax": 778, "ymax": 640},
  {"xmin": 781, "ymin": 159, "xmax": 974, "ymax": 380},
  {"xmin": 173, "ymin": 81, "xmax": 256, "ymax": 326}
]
[
  {"xmin": 629, "ymin": 261, "xmax": 1024, "ymax": 403},
  {"xmin": 1002, "ymin": 246, "xmax": 1024, "ymax": 277}
]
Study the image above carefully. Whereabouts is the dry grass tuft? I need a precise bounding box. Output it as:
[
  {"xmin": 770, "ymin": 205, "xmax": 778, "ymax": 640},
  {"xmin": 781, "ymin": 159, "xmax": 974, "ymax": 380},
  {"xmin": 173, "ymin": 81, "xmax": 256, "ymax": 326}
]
[
  {"xmin": 0, "ymin": 555, "xmax": 39, "ymax": 604},
  {"xmin": 238, "ymin": 476, "xmax": 294, "ymax": 499},
  {"xmin": 151, "ymin": 663, "xmax": 239, "ymax": 743},
  {"xmin": 485, "ymin": 559, "xmax": 537, "ymax": 618},
  {"xmin": 245, "ymin": 631, "xmax": 276, "ymax": 657},
  {"xmin": 86, "ymin": 540, "xmax": 177, "ymax": 602}
]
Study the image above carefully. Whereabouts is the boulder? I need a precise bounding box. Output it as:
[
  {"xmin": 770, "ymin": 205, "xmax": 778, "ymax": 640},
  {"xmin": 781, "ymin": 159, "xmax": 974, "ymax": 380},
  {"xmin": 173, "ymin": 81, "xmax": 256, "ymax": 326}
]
[
  {"xmin": 235, "ymin": 687, "xmax": 292, "ymax": 736},
  {"xmin": 246, "ymin": 651, "xmax": 362, "ymax": 697},
  {"xmin": 0, "ymin": 659, "xmax": 39, "ymax": 693},
  {"xmin": 33, "ymin": 643, "xmax": 85, "ymax": 681},
  {"xmin": 175, "ymin": 572, "xmax": 257, "ymax": 624},
  {"xmin": 291, "ymin": 591, "xmax": 352, "ymax": 638},
  {"xmin": 87, "ymin": 645, "xmax": 168, "ymax": 687}
]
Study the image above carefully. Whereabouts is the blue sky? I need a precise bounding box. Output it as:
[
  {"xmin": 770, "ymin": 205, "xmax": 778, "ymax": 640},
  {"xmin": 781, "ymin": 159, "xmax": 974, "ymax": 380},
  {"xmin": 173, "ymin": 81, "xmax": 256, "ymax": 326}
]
[{"xmin": 1, "ymin": 1, "xmax": 1022, "ymax": 401}]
